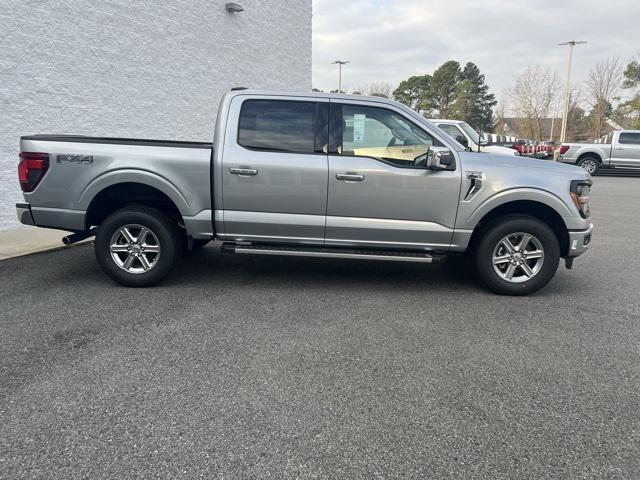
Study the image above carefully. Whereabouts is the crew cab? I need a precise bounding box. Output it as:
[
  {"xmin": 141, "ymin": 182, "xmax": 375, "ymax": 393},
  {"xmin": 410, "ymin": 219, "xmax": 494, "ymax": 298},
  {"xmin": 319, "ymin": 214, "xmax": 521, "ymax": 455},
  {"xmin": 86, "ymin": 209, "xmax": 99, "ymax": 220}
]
[
  {"xmin": 16, "ymin": 90, "xmax": 593, "ymax": 295},
  {"xmin": 559, "ymin": 130, "xmax": 640, "ymax": 174},
  {"xmin": 430, "ymin": 119, "xmax": 519, "ymax": 156}
]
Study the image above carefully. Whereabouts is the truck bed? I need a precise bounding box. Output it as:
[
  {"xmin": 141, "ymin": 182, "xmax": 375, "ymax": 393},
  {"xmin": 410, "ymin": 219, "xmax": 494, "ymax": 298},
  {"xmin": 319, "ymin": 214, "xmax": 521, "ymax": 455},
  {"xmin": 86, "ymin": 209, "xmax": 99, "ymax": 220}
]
[
  {"xmin": 20, "ymin": 134, "xmax": 212, "ymax": 149},
  {"xmin": 19, "ymin": 134, "xmax": 213, "ymax": 236}
]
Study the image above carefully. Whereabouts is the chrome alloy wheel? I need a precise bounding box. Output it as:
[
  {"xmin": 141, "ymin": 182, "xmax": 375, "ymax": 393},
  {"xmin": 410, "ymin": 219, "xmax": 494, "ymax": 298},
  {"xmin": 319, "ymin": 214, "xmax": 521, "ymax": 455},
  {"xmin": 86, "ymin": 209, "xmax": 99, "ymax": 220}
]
[
  {"xmin": 109, "ymin": 224, "xmax": 161, "ymax": 274},
  {"xmin": 580, "ymin": 158, "xmax": 597, "ymax": 174},
  {"xmin": 492, "ymin": 232, "xmax": 544, "ymax": 283}
]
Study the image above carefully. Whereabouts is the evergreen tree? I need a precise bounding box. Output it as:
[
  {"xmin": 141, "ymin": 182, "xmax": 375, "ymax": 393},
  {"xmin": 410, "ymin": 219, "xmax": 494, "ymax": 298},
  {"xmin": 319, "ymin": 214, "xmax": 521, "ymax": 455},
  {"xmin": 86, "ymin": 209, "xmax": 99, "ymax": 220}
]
[
  {"xmin": 430, "ymin": 61, "xmax": 461, "ymax": 118},
  {"xmin": 566, "ymin": 106, "xmax": 591, "ymax": 142},
  {"xmin": 614, "ymin": 60, "xmax": 640, "ymax": 128},
  {"xmin": 392, "ymin": 75, "xmax": 433, "ymax": 112},
  {"xmin": 588, "ymin": 98, "xmax": 613, "ymax": 138},
  {"xmin": 450, "ymin": 62, "xmax": 497, "ymax": 131},
  {"xmin": 622, "ymin": 60, "xmax": 640, "ymax": 89},
  {"xmin": 392, "ymin": 61, "xmax": 497, "ymax": 127}
]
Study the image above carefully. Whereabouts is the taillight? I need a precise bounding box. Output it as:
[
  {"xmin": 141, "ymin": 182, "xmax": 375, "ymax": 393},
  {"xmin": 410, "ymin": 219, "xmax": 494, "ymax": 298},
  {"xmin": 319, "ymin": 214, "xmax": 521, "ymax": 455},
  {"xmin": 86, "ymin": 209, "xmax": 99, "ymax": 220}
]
[
  {"xmin": 559, "ymin": 145, "xmax": 570, "ymax": 155},
  {"xmin": 18, "ymin": 152, "xmax": 49, "ymax": 192}
]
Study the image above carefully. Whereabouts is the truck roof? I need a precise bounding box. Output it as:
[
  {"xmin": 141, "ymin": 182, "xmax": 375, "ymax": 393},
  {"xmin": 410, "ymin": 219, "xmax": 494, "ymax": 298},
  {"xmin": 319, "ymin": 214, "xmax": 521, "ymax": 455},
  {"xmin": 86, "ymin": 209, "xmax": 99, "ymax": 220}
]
[
  {"xmin": 427, "ymin": 119, "xmax": 465, "ymax": 125},
  {"xmin": 224, "ymin": 89, "xmax": 402, "ymax": 106}
]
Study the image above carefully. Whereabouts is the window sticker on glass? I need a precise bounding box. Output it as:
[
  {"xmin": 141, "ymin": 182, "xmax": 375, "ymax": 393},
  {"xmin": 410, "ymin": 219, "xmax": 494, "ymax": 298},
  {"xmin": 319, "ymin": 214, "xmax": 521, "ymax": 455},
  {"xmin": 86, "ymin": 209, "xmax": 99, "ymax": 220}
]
[{"xmin": 353, "ymin": 113, "xmax": 366, "ymax": 144}]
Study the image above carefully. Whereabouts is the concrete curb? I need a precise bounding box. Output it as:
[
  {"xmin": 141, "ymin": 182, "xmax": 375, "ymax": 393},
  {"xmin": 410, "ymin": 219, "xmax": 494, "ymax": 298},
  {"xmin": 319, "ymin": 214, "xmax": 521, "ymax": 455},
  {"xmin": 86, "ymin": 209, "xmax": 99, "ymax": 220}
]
[{"xmin": 0, "ymin": 227, "xmax": 92, "ymax": 260}]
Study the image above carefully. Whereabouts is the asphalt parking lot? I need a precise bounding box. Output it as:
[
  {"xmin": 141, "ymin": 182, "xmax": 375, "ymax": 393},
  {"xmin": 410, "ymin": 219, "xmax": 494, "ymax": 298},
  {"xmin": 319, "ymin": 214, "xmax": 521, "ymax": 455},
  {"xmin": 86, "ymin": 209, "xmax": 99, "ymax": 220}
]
[{"xmin": 1, "ymin": 176, "xmax": 639, "ymax": 479}]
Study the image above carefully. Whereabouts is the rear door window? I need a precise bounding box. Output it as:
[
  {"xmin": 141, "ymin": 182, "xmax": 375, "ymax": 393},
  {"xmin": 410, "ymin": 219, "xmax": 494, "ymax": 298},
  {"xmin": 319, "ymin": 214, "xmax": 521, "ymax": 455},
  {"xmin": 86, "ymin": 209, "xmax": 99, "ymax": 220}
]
[
  {"xmin": 618, "ymin": 132, "xmax": 640, "ymax": 145},
  {"xmin": 238, "ymin": 100, "xmax": 327, "ymax": 154}
]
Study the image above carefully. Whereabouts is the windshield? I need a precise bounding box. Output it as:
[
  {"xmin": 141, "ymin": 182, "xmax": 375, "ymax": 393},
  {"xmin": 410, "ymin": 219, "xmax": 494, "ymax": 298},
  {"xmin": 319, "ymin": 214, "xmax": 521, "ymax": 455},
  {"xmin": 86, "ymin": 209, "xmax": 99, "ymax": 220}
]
[
  {"xmin": 458, "ymin": 122, "xmax": 481, "ymax": 145},
  {"xmin": 433, "ymin": 123, "xmax": 467, "ymax": 150}
]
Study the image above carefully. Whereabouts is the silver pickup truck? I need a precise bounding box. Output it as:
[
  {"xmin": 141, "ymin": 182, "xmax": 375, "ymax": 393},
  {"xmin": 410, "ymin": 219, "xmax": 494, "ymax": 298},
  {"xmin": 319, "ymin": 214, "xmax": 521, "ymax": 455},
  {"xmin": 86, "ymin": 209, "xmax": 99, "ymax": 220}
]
[
  {"xmin": 16, "ymin": 89, "xmax": 593, "ymax": 295},
  {"xmin": 559, "ymin": 130, "xmax": 640, "ymax": 174}
]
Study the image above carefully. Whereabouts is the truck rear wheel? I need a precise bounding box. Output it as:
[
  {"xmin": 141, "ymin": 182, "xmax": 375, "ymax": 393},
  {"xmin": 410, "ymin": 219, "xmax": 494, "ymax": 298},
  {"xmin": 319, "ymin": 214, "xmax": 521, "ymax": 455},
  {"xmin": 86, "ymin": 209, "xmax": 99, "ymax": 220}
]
[
  {"xmin": 577, "ymin": 156, "xmax": 600, "ymax": 175},
  {"xmin": 474, "ymin": 215, "xmax": 560, "ymax": 295},
  {"xmin": 95, "ymin": 206, "xmax": 182, "ymax": 287}
]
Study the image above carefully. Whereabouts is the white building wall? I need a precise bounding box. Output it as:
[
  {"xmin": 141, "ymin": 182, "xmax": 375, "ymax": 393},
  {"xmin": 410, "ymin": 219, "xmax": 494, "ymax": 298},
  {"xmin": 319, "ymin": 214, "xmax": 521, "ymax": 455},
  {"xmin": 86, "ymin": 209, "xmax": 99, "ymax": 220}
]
[{"xmin": 0, "ymin": 0, "xmax": 312, "ymax": 230}]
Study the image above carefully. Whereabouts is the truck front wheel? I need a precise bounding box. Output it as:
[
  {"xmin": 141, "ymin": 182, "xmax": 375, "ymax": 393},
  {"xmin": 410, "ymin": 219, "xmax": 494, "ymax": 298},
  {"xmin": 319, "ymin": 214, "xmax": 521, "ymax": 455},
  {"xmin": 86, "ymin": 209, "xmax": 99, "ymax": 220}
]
[
  {"xmin": 474, "ymin": 215, "xmax": 560, "ymax": 295},
  {"xmin": 95, "ymin": 206, "xmax": 182, "ymax": 287}
]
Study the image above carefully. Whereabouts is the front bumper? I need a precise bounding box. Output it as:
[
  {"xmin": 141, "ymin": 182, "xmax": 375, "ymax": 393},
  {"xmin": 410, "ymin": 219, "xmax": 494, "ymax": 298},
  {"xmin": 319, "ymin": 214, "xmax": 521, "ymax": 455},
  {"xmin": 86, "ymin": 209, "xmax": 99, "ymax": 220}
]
[
  {"xmin": 16, "ymin": 202, "xmax": 35, "ymax": 226},
  {"xmin": 567, "ymin": 223, "xmax": 593, "ymax": 257}
]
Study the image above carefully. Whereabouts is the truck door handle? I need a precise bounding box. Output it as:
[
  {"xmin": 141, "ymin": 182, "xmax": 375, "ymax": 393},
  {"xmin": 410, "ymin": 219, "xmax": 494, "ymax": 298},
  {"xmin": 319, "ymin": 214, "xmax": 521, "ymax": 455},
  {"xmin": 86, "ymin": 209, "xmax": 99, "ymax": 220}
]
[
  {"xmin": 336, "ymin": 172, "xmax": 364, "ymax": 182},
  {"xmin": 229, "ymin": 167, "xmax": 258, "ymax": 176}
]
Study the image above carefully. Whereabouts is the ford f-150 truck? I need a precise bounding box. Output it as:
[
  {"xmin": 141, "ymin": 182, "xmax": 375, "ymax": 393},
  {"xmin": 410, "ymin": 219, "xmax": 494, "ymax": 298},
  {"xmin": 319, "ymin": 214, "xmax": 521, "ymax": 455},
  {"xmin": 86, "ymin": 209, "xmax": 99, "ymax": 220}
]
[
  {"xmin": 16, "ymin": 90, "xmax": 593, "ymax": 295},
  {"xmin": 559, "ymin": 130, "xmax": 640, "ymax": 174}
]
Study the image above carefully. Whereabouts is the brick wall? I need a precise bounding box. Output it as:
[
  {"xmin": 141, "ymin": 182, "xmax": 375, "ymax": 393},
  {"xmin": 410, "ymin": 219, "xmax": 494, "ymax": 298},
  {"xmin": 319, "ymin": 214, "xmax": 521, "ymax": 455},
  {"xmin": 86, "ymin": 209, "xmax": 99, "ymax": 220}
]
[{"xmin": 0, "ymin": 0, "xmax": 312, "ymax": 229}]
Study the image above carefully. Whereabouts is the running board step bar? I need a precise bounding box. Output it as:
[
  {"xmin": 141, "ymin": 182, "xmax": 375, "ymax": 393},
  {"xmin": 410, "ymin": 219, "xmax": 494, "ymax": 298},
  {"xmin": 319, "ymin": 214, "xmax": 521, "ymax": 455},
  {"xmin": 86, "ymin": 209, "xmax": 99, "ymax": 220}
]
[{"xmin": 221, "ymin": 243, "xmax": 445, "ymax": 263}]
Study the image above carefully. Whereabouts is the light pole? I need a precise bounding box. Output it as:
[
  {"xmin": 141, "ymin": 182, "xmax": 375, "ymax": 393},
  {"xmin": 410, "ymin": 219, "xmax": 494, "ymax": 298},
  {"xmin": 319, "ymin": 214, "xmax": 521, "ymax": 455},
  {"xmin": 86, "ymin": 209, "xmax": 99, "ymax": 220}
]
[
  {"xmin": 549, "ymin": 98, "xmax": 559, "ymax": 142},
  {"xmin": 558, "ymin": 40, "xmax": 586, "ymax": 143},
  {"xmin": 332, "ymin": 60, "xmax": 349, "ymax": 93}
]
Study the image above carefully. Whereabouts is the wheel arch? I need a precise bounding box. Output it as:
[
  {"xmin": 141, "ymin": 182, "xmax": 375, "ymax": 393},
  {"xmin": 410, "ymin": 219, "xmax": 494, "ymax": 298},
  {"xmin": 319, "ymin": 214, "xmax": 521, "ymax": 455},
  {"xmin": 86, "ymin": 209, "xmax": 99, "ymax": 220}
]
[
  {"xmin": 79, "ymin": 169, "xmax": 189, "ymax": 211},
  {"xmin": 467, "ymin": 200, "xmax": 570, "ymax": 257},
  {"xmin": 576, "ymin": 151, "xmax": 602, "ymax": 163},
  {"xmin": 84, "ymin": 182, "xmax": 184, "ymax": 231}
]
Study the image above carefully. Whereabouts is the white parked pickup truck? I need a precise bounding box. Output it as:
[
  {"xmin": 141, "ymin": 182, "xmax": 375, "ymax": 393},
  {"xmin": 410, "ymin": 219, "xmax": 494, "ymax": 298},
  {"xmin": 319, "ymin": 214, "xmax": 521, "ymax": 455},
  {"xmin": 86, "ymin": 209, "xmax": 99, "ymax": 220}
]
[
  {"xmin": 559, "ymin": 130, "xmax": 640, "ymax": 174},
  {"xmin": 430, "ymin": 119, "xmax": 519, "ymax": 157}
]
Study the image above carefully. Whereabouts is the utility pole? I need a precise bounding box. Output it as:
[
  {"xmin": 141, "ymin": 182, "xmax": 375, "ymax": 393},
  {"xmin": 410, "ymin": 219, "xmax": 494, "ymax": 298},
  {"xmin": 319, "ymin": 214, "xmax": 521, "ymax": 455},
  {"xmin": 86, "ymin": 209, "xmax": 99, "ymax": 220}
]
[
  {"xmin": 558, "ymin": 41, "xmax": 586, "ymax": 143},
  {"xmin": 332, "ymin": 60, "xmax": 349, "ymax": 93},
  {"xmin": 549, "ymin": 99, "xmax": 558, "ymax": 142}
]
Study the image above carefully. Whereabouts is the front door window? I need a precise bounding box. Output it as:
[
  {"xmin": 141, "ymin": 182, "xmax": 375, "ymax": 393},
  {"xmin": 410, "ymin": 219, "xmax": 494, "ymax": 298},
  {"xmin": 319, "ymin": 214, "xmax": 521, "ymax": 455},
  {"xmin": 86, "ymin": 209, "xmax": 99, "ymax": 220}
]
[{"xmin": 339, "ymin": 105, "xmax": 438, "ymax": 167}]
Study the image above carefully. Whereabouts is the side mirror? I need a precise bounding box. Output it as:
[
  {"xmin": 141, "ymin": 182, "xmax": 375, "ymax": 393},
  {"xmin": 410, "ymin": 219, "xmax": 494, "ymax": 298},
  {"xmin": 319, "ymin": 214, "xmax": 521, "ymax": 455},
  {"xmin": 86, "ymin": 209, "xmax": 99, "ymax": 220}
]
[
  {"xmin": 455, "ymin": 134, "xmax": 468, "ymax": 147},
  {"xmin": 427, "ymin": 146, "xmax": 454, "ymax": 170}
]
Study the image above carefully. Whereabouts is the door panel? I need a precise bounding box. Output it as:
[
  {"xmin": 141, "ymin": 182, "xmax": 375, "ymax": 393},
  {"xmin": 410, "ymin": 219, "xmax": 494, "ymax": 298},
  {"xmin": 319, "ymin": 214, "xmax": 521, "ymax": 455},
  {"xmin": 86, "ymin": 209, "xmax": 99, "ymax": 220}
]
[
  {"xmin": 613, "ymin": 132, "xmax": 640, "ymax": 168},
  {"xmin": 326, "ymin": 102, "xmax": 461, "ymax": 250},
  {"xmin": 326, "ymin": 155, "xmax": 461, "ymax": 249},
  {"xmin": 222, "ymin": 210, "xmax": 326, "ymax": 243},
  {"xmin": 221, "ymin": 97, "xmax": 329, "ymax": 243}
]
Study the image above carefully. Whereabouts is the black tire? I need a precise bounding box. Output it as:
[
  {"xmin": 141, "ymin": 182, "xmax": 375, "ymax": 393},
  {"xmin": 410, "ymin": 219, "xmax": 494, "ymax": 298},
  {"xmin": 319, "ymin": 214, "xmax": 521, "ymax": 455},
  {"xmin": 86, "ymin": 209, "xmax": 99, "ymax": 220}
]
[
  {"xmin": 474, "ymin": 215, "xmax": 560, "ymax": 296},
  {"xmin": 95, "ymin": 206, "xmax": 182, "ymax": 287},
  {"xmin": 577, "ymin": 156, "xmax": 600, "ymax": 175}
]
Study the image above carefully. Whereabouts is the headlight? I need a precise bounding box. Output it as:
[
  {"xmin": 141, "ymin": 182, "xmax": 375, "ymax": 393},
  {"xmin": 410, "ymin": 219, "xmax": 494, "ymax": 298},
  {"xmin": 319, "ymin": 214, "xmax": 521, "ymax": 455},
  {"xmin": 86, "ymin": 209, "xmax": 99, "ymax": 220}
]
[{"xmin": 570, "ymin": 180, "xmax": 592, "ymax": 218}]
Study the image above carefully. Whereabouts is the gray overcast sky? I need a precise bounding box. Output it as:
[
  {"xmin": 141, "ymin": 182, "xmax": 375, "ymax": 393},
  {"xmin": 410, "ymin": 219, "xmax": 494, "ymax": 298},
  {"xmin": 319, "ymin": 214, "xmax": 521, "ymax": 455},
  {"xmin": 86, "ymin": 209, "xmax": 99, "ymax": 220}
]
[{"xmin": 312, "ymin": 0, "xmax": 640, "ymax": 108}]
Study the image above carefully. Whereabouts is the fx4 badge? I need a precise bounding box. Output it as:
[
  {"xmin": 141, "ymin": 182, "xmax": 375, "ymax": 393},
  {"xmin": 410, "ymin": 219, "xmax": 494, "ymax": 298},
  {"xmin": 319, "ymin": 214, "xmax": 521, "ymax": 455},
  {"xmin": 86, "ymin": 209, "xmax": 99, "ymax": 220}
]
[{"xmin": 57, "ymin": 154, "xmax": 93, "ymax": 164}]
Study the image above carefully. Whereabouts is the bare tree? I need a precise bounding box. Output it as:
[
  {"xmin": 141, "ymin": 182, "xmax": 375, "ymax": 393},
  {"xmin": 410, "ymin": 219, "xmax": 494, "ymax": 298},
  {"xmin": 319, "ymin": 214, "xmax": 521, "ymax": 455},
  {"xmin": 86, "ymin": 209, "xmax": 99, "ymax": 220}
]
[
  {"xmin": 356, "ymin": 81, "xmax": 394, "ymax": 98},
  {"xmin": 586, "ymin": 57, "xmax": 624, "ymax": 138},
  {"xmin": 493, "ymin": 94, "xmax": 509, "ymax": 135},
  {"xmin": 507, "ymin": 66, "xmax": 560, "ymax": 141}
]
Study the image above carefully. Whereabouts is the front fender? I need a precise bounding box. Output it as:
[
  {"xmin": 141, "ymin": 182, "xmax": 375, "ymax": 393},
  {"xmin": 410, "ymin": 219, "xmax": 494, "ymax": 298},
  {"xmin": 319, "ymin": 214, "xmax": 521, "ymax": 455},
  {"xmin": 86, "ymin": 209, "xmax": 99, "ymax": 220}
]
[
  {"xmin": 77, "ymin": 169, "xmax": 191, "ymax": 214},
  {"xmin": 459, "ymin": 187, "xmax": 581, "ymax": 230}
]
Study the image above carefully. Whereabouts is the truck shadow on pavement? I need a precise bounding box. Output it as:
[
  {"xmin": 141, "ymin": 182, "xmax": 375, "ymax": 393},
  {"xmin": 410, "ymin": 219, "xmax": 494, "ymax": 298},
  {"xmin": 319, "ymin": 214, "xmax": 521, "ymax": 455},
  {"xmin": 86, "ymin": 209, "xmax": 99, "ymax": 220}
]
[
  {"xmin": 170, "ymin": 245, "xmax": 491, "ymax": 294},
  {"xmin": 168, "ymin": 244, "xmax": 588, "ymax": 297},
  {"xmin": 24, "ymin": 242, "xmax": 587, "ymax": 297}
]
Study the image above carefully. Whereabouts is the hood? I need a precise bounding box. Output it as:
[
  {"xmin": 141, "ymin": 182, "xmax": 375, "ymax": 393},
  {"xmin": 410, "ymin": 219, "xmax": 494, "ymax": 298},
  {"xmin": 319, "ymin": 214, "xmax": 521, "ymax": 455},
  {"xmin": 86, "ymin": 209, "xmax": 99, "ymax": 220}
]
[
  {"xmin": 485, "ymin": 153, "xmax": 589, "ymax": 176},
  {"xmin": 482, "ymin": 144, "xmax": 519, "ymax": 156}
]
